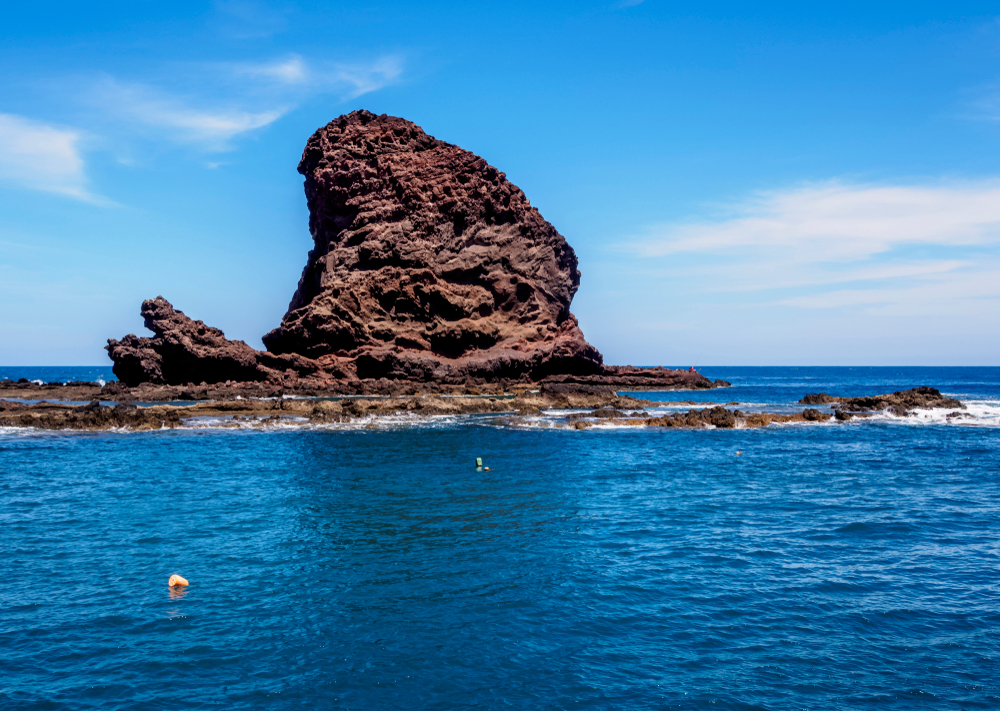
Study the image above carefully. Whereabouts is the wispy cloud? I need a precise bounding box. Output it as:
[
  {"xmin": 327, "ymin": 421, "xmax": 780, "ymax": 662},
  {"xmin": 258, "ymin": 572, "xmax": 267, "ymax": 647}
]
[
  {"xmin": 230, "ymin": 54, "xmax": 403, "ymax": 97},
  {"xmin": 92, "ymin": 78, "xmax": 288, "ymax": 151},
  {"xmin": 961, "ymin": 81, "xmax": 1000, "ymax": 123},
  {"xmin": 235, "ymin": 54, "xmax": 308, "ymax": 84},
  {"xmin": 630, "ymin": 180, "xmax": 1000, "ymax": 313},
  {"xmin": 213, "ymin": 0, "xmax": 290, "ymax": 39},
  {"xmin": 637, "ymin": 182, "xmax": 1000, "ymax": 260},
  {"xmin": 326, "ymin": 56, "xmax": 404, "ymax": 98},
  {"xmin": 0, "ymin": 113, "xmax": 109, "ymax": 204},
  {"xmin": 89, "ymin": 54, "xmax": 402, "ymax": 152}
]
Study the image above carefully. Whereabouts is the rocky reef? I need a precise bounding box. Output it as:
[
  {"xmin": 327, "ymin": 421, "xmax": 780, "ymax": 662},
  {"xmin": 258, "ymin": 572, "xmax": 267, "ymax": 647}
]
[
  {"xmin": 1, "ymin": 380, "xmax": 973, "ymax": 432},
  {"xmin": 105, "ymin": 111, "xmax": 727, "ymax": 393},
  {"xmin": 0, "ymin": 391, "xmax": 830, "ymax": 432},
  {"xmin": 799, "ymin": 386, "xmax": 965, "ymax": 419}
]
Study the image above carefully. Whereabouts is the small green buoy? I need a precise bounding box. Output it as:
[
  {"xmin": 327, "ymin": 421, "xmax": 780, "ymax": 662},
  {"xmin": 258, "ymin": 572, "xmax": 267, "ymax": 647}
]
[{"xmin": 476, "ymin": 457, "xmax": 483, "ymax": 467}]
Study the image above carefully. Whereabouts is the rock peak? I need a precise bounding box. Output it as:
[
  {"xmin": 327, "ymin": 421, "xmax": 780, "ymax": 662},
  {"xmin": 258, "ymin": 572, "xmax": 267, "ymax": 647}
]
[{"xmin": 262, "ymin": 110, "xmax": 601, "ymax": 381}]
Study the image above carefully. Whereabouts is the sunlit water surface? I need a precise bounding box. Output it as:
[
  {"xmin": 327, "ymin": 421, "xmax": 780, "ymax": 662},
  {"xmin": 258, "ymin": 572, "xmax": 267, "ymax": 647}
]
[{"xmin": 1, "ymin": 367, "xmax": 998, "ymax": 709}]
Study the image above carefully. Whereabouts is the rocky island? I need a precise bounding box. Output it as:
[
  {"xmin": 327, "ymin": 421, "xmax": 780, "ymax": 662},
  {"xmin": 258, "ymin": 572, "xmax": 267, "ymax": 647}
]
[
  {"xmin": 1, "ymin": 112, "xmax": 972, "ymax": 431},
  {"xmin": 105, "ymin": 110, "xmax": 727, "ymax": 395}
]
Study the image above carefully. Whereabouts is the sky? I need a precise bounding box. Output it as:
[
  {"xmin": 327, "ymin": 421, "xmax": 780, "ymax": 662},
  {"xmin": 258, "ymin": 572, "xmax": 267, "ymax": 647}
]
[{"xmin": 2, "ymin": 1, "xmax": 999, "ymax": 366}]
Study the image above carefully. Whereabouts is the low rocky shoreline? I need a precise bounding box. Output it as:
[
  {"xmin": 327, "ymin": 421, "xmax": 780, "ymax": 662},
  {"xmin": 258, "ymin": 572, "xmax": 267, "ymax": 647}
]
[{"xmin": 0, "ymin": 383, "xmax": 968, "ymax": 432}]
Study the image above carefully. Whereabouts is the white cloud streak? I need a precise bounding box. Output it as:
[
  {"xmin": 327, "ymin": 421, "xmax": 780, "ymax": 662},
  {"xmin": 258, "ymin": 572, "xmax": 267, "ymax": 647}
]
[
  {"xmin": 92, "ymin": 54, "xmax": 402, "ymax": 151},
  {"xmin": 235, "ymin": 55, "xmax": 308, "ymax": 84},
  {"xmin": 328, "ymin": 56, "xmax": 403, "ymax": 98},
  {"xmin": 0, "ymin": 113, "xmax": 108, "ymax": 204},
  {"xmin": 630, "ymin": 181, "xmax": 1000, "ymax": 314},
  {"xmin": 93, "ymin": 79, "xmax": 288, "ymax": 150},
  {"xmin": 231, "ymin": 54, "xmax": 403, "ymax": 97},
  {"xmin": 637, "ymin": 182, "xmax": 1000, "ymax": 261}
]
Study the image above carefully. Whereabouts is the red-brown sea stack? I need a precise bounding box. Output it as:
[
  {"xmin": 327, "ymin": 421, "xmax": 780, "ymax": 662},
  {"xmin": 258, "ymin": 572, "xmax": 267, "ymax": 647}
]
[
  {"xmin": 106, "ymin": 111, "xmax": 727, "ymax": 391},
  {"xmin": 262, "ymin": 110, "xmax": 602, "ymax": 382}
]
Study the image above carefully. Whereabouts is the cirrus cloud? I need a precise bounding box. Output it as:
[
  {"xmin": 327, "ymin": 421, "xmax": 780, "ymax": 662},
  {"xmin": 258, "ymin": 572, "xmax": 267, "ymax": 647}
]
[
  {"xmin": 636, "ymin": 181, "xmax": 1000, "ymax": 262},
  {"xmin": 89, "ymin": 54, "xmax": 403, "ymax": 152},
  {"xmin": 92, "ymin": 78, "xmax": 288, "ymax": 151},
  {"xmin": 0, "ymin": 113, "xmax": 109, "ymax": 204},
  {"xmin": 231, "ymin": 53, "xmax": 403, "ymax": 97},
  {"xmin": 625, "ymin": 179, "xmax": 1000, "ymax": 326}
]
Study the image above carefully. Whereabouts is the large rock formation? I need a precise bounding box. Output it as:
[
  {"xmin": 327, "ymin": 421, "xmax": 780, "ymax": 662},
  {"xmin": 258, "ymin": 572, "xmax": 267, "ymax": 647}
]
[
  {"xmin": 106, "ymin": 111, "xmax": 728, "ymax": 391},
  {"xmin": 262, "ymin": 110, "xmax": 601, "ymax": 382}
]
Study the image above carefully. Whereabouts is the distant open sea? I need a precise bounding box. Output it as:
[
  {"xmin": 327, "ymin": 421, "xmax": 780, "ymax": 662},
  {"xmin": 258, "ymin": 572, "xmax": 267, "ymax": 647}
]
[{"xmin": 1, "ymin": 367, "xmax": 998, "ymax": 709}]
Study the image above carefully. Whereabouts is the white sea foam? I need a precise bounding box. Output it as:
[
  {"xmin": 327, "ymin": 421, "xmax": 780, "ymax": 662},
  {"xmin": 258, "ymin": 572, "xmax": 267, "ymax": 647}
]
[
  {"xmin": 648, "ymin": 402, "xmax": 768, "ymax": 412},
  {"xmin": 97, "ymin": 379, "xmax": 105, "ymax": 387},
  {"xmin": 175, "ymin": 411, "xmax": 468, "ymax": 432},
  {"xmin": 306, "ymin": 412, "xmax": 462, "ymax": 431},
  {"xmin": 177, "ymin": 414, "xmax": 311, "ymax": 430},
  {"xmin": 863, "ymin": 400, "xmax": 1000, "ymax": 427}
]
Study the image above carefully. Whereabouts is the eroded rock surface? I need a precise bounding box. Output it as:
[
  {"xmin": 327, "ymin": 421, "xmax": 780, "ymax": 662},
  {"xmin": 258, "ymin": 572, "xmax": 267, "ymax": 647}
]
[
  {"xmin": 262, "ymin": 110, "xmax": 601, "ymax": 382},
  {"xmin": 106, "ymin": 297, "xmax": 324, "ymax": 387}
]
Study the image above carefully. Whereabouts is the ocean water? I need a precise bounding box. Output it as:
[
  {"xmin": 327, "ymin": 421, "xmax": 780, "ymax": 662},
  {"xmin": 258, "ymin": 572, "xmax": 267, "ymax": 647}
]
[
  {"xmin": 0, "ymin": 366, "xmax": 116, "ymax": 385},
  {"xmin": 1, "ymin": 367, "xmax": 998, "ymax": 710}
]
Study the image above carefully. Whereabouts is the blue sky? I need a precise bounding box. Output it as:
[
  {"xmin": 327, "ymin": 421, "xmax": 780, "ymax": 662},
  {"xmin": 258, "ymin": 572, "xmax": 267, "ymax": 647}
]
[{"xmin": 2, "ymin": 1, "xmax": 999, "ymax": 366}]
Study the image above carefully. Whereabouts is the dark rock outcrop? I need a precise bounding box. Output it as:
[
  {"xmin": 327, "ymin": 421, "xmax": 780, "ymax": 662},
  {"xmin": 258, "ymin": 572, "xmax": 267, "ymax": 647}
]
[
  {"xmin": 801, "ymin": 387, "xmax": 964, "ymax": 416},
  {"xmin": 800, "ymin": 393, "xmax": 837, "ymax": 405},
  {"xmin": 106, "ymin": 297, "xmax": 326, "ymax": 387},
  {"xmin": 107, "ymin": 297, "xmax": 261, "ymax": 386},
  {"xmin": 105, "ymin": 111, "xmax": 729, "ymax": 391},
  {"xmin": 638, "ymin": 406, "xmax": 830, "ymax": 429},
  {"xmin": 543, "ymin": 367, "xmax": 729, "ymax": 390},
  {"xmin": 0, "ymin": 399, "xmax": 181, "ymax": 431},
  {"xmin": 833, "ymin": 386, "xmax": 964, "ymax": 417}
]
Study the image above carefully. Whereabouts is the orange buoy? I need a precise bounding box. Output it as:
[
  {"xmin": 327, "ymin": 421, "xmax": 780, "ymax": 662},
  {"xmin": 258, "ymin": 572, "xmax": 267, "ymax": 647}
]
[{"xmin": 168, "ymin": 574, "xmax": 189, "ymax": 587}]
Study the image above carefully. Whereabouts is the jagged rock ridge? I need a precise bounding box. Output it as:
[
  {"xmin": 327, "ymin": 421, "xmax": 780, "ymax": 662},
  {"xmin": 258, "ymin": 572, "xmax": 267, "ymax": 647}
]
[{"xmin": 106, "ymin": 297, "xmax": 325, "ymax": 387}]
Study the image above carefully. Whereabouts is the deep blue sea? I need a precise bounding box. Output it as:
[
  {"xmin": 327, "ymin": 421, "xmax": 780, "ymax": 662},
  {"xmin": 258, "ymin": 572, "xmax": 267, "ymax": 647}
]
[{"xmin": 1, "ymin": 367, "xmax": 999, "ymax": 710}]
